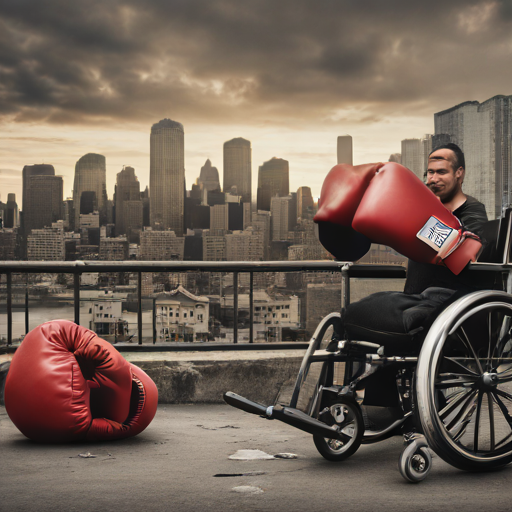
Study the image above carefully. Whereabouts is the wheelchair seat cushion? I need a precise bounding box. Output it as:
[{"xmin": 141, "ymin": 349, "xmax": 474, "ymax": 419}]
[{"xmin": 343, "ymin": 287, "xmax": 457, "ymax": 354}]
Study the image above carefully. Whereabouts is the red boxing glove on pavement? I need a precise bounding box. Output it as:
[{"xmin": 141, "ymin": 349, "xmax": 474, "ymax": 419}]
[
  {"xmin": 351, "ymin": 163, "xmax": 481, "ymax": 274},
  {"xmin": 314, "ymin": 163, "xmax": 383, "ymax": 261},
  {"xmin": 4, "ymin": 320, "xmax": 158, "ymax": 442}
]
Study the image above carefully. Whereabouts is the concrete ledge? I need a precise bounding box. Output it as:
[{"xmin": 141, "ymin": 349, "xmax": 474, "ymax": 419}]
[{"xmin": 122, "ymin": 350, "xmax": 306, "ymax": 405}]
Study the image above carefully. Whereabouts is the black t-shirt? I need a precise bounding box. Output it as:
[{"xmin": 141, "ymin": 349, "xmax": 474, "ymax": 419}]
[{"xmin": 404, "ymin": 196, "xmax": 490, "ymax": 295}]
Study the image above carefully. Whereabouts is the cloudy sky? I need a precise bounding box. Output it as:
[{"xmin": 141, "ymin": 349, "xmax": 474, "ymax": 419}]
[{"xmin": 1, "ymin": 0, "xmax": 511, "ymax": 207}]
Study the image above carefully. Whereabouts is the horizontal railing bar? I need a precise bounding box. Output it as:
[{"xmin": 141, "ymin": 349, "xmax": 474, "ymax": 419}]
[
  {"xmin": 0, "ymin": 260, "xmax": 408, "ymax": 277},
  {"xmin": 0, "ymin": 342, "xmax": 310, "ymax": 355}
]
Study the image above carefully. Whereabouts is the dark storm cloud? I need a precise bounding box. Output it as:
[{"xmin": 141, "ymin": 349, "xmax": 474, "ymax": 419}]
[{"xmin": 1, "ymin": 0, "xmax": 511, "ymax": 126}]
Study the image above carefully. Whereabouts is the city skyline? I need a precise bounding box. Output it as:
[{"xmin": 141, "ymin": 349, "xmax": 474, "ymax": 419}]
[{"xmin": 2, "ymin": 1, "xmax": 512, "ymax": 205}]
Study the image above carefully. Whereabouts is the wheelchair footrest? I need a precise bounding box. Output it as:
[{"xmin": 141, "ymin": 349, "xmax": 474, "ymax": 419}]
[{"xmin": 223, "ymin": 392, "xmax": 342, "ymax": 440}]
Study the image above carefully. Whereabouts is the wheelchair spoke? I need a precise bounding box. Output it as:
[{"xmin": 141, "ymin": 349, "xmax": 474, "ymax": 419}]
[
  {"xmin": 456, "ymin": 327, "xmax": 484, "ymax": 374},
  {"xmin": 438, "ymin": 389, "xmax": 474, "ymax": 421},
  {"xmin": 445, "ymin": 390, "xmax": 478, "ymax": 432},
  {"xmin": 435, "ymin": 376, "xmax": 477, "ymax": 389},
  {"xmin": 473, "ymin": 391, "xmax": 483, "ymax": 452},
  {"xmin": 497, "ymin": 365, "xmax": 512, "ymax": 382},
  {"xmin": 488, "ymin": 392, "xmax": 496, "ymax": 451},
  {"xmin": 487, "ymin": 311, "xmax": 493, "ymax": 371},
  {"xmin": 443, "ymin": 357, "xmax": 479, "ymax": 377}
]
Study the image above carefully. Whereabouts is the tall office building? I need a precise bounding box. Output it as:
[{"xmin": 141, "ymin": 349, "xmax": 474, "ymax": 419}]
[
  {"xmin": 24, "ymin": 175, "xmax": 63, "ymax": 234},
  {"xmin": 2, "ymin": 193, "xmax": 19, "ymax": 229},
  {"xmin": 256, "ymin": 157, "xmax": 289, "ymax": 211},
  {"xmin": 114, "ymin": 166, "xmax": 141, "ymax": 237},
  {"xmin": 401, "ymin": 139, "xmax": 423, "ymax": 180},
  {"xmin": 73, "ymin": 153, "xmax": 107, "ymax": 229},
  {"xmin": 297, "ymin": 186, "xmax": 314, "ymax": 220},
  {"xmin": 337, "ymin": 135, "xmax": 353, "ymax": 165},
  {"xmin": 22, "ymin": 164, "xmax": 55, "ymax": 235},
  {"xmin": 198, "ymin": 159, "xmax": 221, "ymax": 193},
  {"xmin": 435, "ymin": 95, "xmax": 512, "ymax": 219},
  {"xmin": 223, "ymin": 138, "xmax": 252, "ymax": 203},
  {"xmin": 271, "ymin": 195, "xmax": 292, "ymax": 241},
  {"xmin": 150, "ymin": 119, "xmax": 185, "ymax": 234}
]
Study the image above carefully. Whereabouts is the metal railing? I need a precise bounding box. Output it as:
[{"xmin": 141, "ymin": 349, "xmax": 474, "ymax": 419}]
[{"xmin": 0, "ymin": 260, "xmax": 407, "ymax": 348}]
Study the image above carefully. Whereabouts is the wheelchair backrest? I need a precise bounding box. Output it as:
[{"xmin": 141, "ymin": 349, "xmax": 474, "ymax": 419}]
[{"xmin": 476, "ymin": 207, "xmax": 512, "ymax": 264}]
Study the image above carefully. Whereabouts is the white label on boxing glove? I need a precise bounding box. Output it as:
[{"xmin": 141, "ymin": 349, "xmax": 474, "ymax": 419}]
[{"xmin": 416, "ymin": 216, "xmax": 460, "ymax": 256}]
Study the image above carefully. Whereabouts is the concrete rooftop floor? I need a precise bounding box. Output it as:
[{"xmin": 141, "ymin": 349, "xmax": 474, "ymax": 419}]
[{"xmin": 2, "ymin": 403, "xmax": 512, "ymax": 512}]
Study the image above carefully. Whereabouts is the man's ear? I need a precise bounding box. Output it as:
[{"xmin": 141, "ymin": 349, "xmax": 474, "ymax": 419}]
[{"xmin": 456, "ymin": 167, "xmax": 465, "ymax": 184}]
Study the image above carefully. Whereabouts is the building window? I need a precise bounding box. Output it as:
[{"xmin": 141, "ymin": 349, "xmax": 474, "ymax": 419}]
[
  {"xmin": 190, "ymin": 310, "xmax": 194, "ymax": 317},
  {"xmin": 184, "ymin": 313, "xmax": 187, "ymax": 318},
  {"xmin": 197, "ymin": 314, "xmax": 203, "ymax": 322},
  {"xmin": 104, "ymin": 314, "xmax": 108, "ymax": 318}
]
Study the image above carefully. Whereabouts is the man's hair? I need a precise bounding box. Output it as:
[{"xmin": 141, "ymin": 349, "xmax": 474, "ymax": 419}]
[{"xmin": 429, "ymin": 143, "xmax": 465, "ymax": 171}]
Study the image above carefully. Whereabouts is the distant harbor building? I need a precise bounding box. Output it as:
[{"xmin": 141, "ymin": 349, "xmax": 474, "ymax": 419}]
[
  {"xmin": 337, "ymin": 135, "xmax": 353, "ymax": 165},
  {"xmin": 73, "ymin": 153, "xmax": 108, "ymax": 229},
  {"xmin": 150, "ymin": 119, "xmax": 185, "ymax": 234},
  {"xmin": 434, "ymin": 95, "xmax": 512, "ymax": 219},
  {"xmin": 257, "ymin": 157, "xmax": 289, "ymax": 211},
  {"xmin": 27, "ymin": 222, "xmax": 65, "ymax": 261},
  {"xmin": 155, "ymin": 286, "xmax": 210, "ymax": 342},
  {"xmin": 223, "ymin": 138, "xmax": 252, "ymax": 204}
]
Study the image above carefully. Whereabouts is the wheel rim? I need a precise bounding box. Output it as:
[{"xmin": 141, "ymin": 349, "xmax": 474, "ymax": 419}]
[
  {"xmin": 323, "ymin": 403, "xmax": 360, "ymax": 453},
  {"xmin": 418, "ymin": 293, "xmax": 512, "ymax": 465}
]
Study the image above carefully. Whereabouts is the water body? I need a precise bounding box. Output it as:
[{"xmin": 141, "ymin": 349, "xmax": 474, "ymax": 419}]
[{"xmin": 0, "ymin": 306, "xmax": 154, "ymax": 341}]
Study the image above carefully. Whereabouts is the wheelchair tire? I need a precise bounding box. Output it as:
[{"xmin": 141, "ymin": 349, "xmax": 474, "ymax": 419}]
[
  {"xmin": 313, "ymin": 398, "xmax": 364, "ymax": 462},
  {"xmin": 416, "ymin": 290, "xmax": 512, "ymax": 471}
]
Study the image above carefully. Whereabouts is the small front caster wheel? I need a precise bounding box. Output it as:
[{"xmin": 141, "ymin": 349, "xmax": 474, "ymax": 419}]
[
  {"xmin": 313, "ymin": 398, "xmax": 364, "ymax": 462},
  {"xmin": 399, "ymin": 439, "xmax": 432, "ymax": 483}
]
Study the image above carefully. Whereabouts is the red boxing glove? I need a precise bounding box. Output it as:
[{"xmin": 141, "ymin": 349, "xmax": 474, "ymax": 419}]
[
  {"xmin": 4, "ymin": 320, "xmax": 158, "ymax": 443},
  {"xmin": 314, "ymin": 163, "xmax": 383, "ymax": 261},
  {"xmin": 351, "ymin": 163, "xmax": 481, "ymax": 274}
]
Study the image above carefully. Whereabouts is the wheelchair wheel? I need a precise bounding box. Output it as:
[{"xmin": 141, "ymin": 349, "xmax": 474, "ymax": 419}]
[
  {"xmin": 416, "ymin": 291, "xmax": 512, "ymax": 471},
  {"xmin": 313, "ymin": 397, "xmax": 364, "ymax": 461}
]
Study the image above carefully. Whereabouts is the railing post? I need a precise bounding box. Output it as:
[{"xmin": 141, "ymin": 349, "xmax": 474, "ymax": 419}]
[
  {"xmin": 138, "ymin": 271, "xmax": 143, "ymax": 345},
  {"xmin": 152, "ymin": 297, "xmax": 156, "ymax": 344},
  {"xmin": 7, "ymin": 272, "xmax": 12, "ymax": 346},
  {"xmin": 249, "ymin": 272, "xmax": 254, "ymax": 343},
  {"xmin": 25, "ymin": 274, "xmax": 29, "ymax": 334},
  {"xmin": 74, "ymin": 273, "xmax": 80, "ymax": 325},
  {"xmin": 233, "ymin": 271, "xmax": 238, "ymax": 344},
  {"xmin": 341, "ymin": 263, "xmax": 350, "ymax": 310}
]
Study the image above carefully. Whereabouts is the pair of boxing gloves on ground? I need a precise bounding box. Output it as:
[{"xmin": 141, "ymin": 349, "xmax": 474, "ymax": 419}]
[{"xmin": 314, "ymin": 162, "xmax": 482, "ymax": 275}]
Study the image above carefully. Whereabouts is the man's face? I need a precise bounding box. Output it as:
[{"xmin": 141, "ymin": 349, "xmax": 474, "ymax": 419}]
[{"xmin": 426, "ymin": 149, "xmax": 463, "ymax": 203}]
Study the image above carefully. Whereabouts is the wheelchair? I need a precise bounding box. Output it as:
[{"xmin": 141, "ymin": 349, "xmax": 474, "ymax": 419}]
[{"xmin": 224, "ymin": 208, "xmax": 512, "ymax": 482}]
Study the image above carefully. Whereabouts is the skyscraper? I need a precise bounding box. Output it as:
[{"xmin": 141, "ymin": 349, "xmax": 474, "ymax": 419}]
[
  {"xmin": 25, "ymin": 175, "xmax": 63, "ymax": 234},
  {"xmin": 256, "ymin": 157, "xmax": 289, "ymax": 211},
  {"xmin": 297, "ymin": 186, "xmax": 314, "ymax": 220},
  {"xmin": 150, "ymin": 119, "xmax": 185, "ymax": 234},
  {"xmin": 198, "ymin": 159, "xmax": 221, "ymax": 193},
  {"xmin": 401, "ymin": 138, "xmax": 423, "ymax": 180},
  {"xmin": 114, "ymin": 166, "xmax": 141, "ymax": 237},
  {"xmin": 337, "ymin": 135, "xmax": 353, "ymax": 165},
  {"xmin": 73, "ymin": 153, "xmax": 107, "ymax": 229},
  {"xmin": 435, "ymin": 95, "xmax": 512, "ymax": 219},
  {"xmin": 22, "ymin": 164, "xmax": 55, "ymax": 236},
  {"xmin": 223, "ymin": 138, "xmax": 252, "ymax": 203}
]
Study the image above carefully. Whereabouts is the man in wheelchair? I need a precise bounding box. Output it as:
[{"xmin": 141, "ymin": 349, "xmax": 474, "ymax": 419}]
[
  {"xmin": 328, "ymin": 144, "xmax": 492, "ymax": 427},
  {"xmin": 225, "ymin": 143, "xmax": 512, "ymax": 481}
]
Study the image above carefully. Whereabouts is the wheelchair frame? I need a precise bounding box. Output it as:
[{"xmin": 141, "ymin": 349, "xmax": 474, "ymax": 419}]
[{"xmin": 225, "ymin": 208, "xmax": 512, "ymax": 482}]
